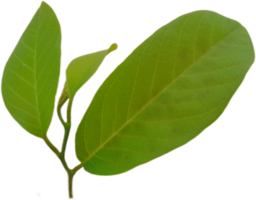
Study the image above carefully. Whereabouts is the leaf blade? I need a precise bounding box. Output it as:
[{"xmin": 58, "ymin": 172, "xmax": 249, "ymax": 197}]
[
  {"xmin": 60, "ymin": 40, "xmax": 118, "ymax": 101},
  {"xmin": 75, "ymin": 11, "xmax": 254, "ymax": 175},
  {"xmin": 1, "ymin": 2, "xmax": 61, "ymax": 137}
]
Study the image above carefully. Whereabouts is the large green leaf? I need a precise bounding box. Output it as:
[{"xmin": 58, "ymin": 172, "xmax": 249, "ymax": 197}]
[
  {"xmin": 75, "ymin": 10, "xmax": 254, "ymax": 175},
  {"xmin": 1, "ymin": 2, "xmax": 61, "ymax": 138}
]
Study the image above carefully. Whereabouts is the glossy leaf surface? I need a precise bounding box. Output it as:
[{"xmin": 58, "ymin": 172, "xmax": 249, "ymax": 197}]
[
  {"xmin": 1, "ymin": 2, "xmax": 61, "ymax": 137},
  {"xmin": 76, "ymin": 10, "xmax": 254, "ymax": 175}
]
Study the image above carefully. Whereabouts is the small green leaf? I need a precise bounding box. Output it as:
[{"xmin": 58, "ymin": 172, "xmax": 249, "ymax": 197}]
[
  {"xmin": 1, "ymin": 2, "xmax": 61, "ymax": 137},
  {"xmin": 65, "ymin": 43, "xmax": 117, "ymax": 98},
  {"xmin": 75, "ymin": 10, "xmax": 254, "ymax": 175}
]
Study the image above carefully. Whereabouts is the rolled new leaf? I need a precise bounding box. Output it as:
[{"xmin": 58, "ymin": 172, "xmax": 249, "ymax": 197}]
[{"xmin": 61, "ymin": 43, "xmax": 117, "ymax": 101}]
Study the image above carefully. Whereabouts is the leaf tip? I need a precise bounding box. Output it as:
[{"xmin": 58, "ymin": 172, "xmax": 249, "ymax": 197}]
[{"xmin": 107, "ymin": 40, "xmax": 119, "ymax": 55}]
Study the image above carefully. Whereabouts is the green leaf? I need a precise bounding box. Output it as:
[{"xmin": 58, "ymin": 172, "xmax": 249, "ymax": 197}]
[
  {"xmin": 75, "ymin": 10, "xmax": 254, "ymax": 175},
  {"xmin": 65, "ymin": 43, "xmax": 117, "ymax": 98},
  {"xmin": 1, "ymin": 2, "xmax": 61, "ymax": 138}
]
